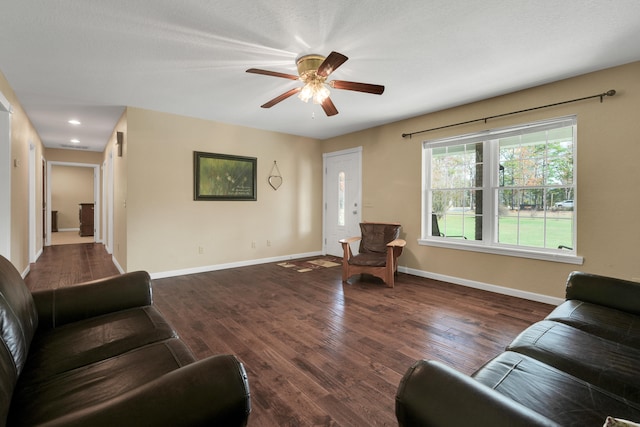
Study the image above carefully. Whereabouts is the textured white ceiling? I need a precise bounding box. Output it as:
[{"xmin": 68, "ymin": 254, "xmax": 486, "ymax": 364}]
[{"xmin": 1, "ymin": 0, "xmax": 640, "ymax": 152}]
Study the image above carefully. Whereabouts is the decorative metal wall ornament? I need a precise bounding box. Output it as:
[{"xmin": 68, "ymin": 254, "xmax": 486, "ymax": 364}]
[{"xmin": 268, "ymin": 161, "xmax": 282, "ymax": 190}]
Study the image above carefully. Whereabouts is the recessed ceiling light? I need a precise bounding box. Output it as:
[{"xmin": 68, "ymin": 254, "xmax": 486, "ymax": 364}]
[
  {"xmin": 68, "ymin": 119, "xmax": 81, "ymax": 125},
  {"xmin": 70, "ymin": 139, "xmax": 80, "ymax": 144}
]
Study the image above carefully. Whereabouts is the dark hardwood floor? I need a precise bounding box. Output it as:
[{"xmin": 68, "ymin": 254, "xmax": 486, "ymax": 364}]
[
  {"xmin": 25, "ymin": 243, "xmax": 120, "ymax": 291},
  {"xmin": 25, "ymin": 244, "xmax": 554, "ymax": 426}
]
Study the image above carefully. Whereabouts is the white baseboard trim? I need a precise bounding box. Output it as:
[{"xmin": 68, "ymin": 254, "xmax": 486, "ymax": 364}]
[
  {"xmin": 149, "ymin": 251, "xmax": 324, "ymax": 280},
  {"xmin": 57, "ymin": 228, "xmax": 80, "ymax": 232},
  {"xmin": 112, "ymin": 255, "xmax": 125, "ymax": 274},
  {"xmin": 398, "ymin": 266, "xmax": 564, "ymax": 306},
  {"xmin": 21, "ymin": 264, "xmax": 30, "ymax": 279},
  {"xmin": 139, "ymin": 253, "xmax": 561, "ymax": 305}
]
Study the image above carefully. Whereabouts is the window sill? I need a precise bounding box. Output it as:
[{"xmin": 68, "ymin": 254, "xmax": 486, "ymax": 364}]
[{"xmin": 417, "ymin": 238, "xmax": 584, "ymax": 265}]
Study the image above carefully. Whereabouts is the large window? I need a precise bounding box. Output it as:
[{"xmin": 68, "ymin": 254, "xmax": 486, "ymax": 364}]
[{"xmin": 421, "ymin": 116, "xmax": 581, "ymax": 264}]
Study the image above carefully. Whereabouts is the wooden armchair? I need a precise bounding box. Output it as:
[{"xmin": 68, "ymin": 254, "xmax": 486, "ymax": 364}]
[{"xmin": 339, "ymin": 222, "xmax": 406, "ymax": 288}]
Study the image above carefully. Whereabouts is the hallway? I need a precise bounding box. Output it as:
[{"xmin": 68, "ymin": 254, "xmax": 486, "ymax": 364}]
[{"xmin": 25, "ymin": 243, "xmax": 119, "ymax": 291}]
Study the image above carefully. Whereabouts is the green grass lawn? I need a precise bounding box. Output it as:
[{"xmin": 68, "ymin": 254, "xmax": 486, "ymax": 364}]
[{"xmin": 439, "ymin": 212, "xmax": 573, "ymax": 249}]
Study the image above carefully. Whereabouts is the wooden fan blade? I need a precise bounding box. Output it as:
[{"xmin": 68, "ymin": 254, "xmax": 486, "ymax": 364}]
[
  {"xmin": 316, "ymin": 51, "xmax": 348, "ymax": 78},
  {"xmin": 330, "ymin": 80, "xmax": 385, "ymax": 95},
  {"xmin": 246, "ymin": 68, "xmax": 300, "ymax": 81},
  {"xmin": 260, "ymin": 87, "xmax": 301, "ymax": 108},
  {"xmin": 321, "ymin": 97, "xmax": 339, "ymax": 116}
]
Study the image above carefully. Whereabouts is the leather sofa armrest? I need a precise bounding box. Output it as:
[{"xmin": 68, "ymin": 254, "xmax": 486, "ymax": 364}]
[
  {"xmin": 395, "ymin": 360, "xmax": 559, "ymax": 427},
  {"xmin": 38, "ymin": 354, "xmax": 251, "ymax": 427},
  {"xmin": 32, "ymin": 271, "xmax": 152, "ymax": 329},
  {"xmin": 566, "ymin": 271, "xmax": 640, "ymax": 315}
]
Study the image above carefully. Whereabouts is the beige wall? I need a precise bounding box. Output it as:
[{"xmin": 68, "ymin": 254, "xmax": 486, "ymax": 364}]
[
  {"xmin": 122, "ymin": 107, "xmax": 323, "ymax": 273},
  {"xmin": 0, "ymin": 70, "xmax": 45, "ymax": 273},
  {"xmin": 4, "ymin": 61, "xmax": 639, "ymax": 299},
  {"xmin": 322, "ymin": 61, "xmax": 640, "ymax": 298},
  {"xmin": 51, "ymin": 166, "xmax": 94, "ymax": 229},
  {"xmin": 46, "ymin": 147, "xmax": 103, "ymax": 164}
]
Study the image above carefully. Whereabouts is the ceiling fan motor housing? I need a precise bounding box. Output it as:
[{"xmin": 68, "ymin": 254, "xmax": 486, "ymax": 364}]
[{"xmin": 296, "ymin": 54, "xmax": 326, "ymax": 82}]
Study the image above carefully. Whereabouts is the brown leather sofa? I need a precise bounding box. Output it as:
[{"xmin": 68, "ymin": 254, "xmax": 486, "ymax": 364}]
[
  {"xmin": 0, "ymin": 255, "xmax": 251, "ymax": 426},
  {"xmin": 395, "ymin": 271, "xmax": 640, "ymax": 426}
]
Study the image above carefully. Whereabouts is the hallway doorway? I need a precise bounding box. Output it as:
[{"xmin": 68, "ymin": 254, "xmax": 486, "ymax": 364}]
[{"xmin": 47, "ymin": 162, "xmax": 100, "ymax": 246}]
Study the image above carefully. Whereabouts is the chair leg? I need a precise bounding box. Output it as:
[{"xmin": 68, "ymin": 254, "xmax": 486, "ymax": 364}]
[
  {"xmin": 341, "ymin": 242, "xmax": 352, "ymax": 282},
  {"xmin": 385, "ymin": 249, "xmax": 395, "ymax": 288}
]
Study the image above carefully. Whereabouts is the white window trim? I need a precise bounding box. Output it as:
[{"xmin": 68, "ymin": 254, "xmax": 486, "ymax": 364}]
[{"xmin": 420, "ymin": 116, "xmax": 583, "ymax": 265}]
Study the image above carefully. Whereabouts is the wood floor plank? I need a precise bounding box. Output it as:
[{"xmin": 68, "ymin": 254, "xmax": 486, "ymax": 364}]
[{"xmin": 25, "ymin": 245, "xmax": 554, "ymax": 426}]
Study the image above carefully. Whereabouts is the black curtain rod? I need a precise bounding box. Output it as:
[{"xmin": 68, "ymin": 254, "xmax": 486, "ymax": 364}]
[{"xmin": 401, "ymin": 89, "xmax": 616, "ymax": 139}]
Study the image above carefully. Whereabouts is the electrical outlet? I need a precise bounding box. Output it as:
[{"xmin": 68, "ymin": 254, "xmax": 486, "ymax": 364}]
[
  {"xmin": 198, "ymin": 246, "xmax": 204, "ymax": 254},
  {"xmin": 251, "ymin": 241, "xmax": 256, "ymax": 249},
  {"xmin": 267, "ymin": 240, "xmax": 271, "ymax": 247}
]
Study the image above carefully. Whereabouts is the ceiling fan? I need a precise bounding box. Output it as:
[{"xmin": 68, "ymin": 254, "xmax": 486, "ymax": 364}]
[{"xmin": 246, "ymin": 51, "xmax": 384, "ymax": 116}]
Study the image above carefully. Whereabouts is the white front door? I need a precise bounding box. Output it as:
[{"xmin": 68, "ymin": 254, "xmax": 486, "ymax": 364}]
[{"xmin": 323, "ymin": 147, "xmax": 362, "ymax": 257}]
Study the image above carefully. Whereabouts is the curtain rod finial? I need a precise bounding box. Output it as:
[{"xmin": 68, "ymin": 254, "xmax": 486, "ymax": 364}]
[{"xmin": 606, "ymin": 89, "xmax": 616, "ymax": 97}]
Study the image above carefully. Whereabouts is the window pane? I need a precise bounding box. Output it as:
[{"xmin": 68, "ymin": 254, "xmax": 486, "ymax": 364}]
[
  {"xmin": 497, "ymin": 187, "xmax": 573, "ymax": 249},
  {"xmin": 431, "ymin": 143, "xmax": 482, "ymax": 189},
  {"xmin": 431, "ymin": 143, "xmax": 483, "ymax": 240},
  {"xmin": 434, "ymin": 190, "xmax": 482, "ymax": 240}
]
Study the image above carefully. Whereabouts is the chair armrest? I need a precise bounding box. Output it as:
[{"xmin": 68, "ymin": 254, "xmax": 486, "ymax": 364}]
[
  {"xmin": 39, "ymin": 354, "xmax": 251, "ymax": 427},
  {"xmin": 32, "ymin": 271, "xmax": 152, "ymax": 329},
  {"xmin": 387, "ymin": 238, "xmax": 406, "ymax": 248},
  {"xmin": 339, "ymin": 236, "xmax": 361, "ymax": 245},
  {"xmin": 565, "ymin": 271, "xmax": 640, "ymax": 315},
  {"xmin": 396, "ymin": 360, "xmax": 559, "ymax": 427}
]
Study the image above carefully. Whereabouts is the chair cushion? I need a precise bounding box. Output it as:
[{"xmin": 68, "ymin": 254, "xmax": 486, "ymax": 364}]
[
  {"xmin": 349, "ymin": 252, "xmax": 387, "ymax": 267},
  {"xmin": 359, "ymin": 223, "xmax": 400, "ymax": 254}
]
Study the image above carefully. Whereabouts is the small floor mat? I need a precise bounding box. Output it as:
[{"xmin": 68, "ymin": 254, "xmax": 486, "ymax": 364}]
[{"xmin": 277, "ymin": 256, "xmax": 342, "ymax": 273}]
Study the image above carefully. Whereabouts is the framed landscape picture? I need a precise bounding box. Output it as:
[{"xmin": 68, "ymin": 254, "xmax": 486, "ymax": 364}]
[{"xmin": 193, "ymin": 151, "xmax": 257, "ymax": 201}]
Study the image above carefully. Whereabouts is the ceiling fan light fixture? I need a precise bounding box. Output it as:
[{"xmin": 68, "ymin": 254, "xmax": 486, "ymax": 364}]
[
  {"xmin": 298, "ymin": 80, "xmax": 330, "ymax": 104},
  {"xmin": 296, "ymin": 53, "xmax": 331, "ymax": 105}
]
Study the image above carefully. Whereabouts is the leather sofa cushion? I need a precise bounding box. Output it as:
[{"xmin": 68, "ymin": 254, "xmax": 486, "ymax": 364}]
[
  {"xmin": 9, "ymin": 338, "xmax": 196, "ymax": 426},
  {"xmin": 546, "ymin": 300, "xmax": 640, "ymax": 349},
  {"xmin": 472, "ymin": 351, "xmax": 640, "ymax": 426},
  {"xmin": 19, "ymin": 306, "xmax": 176, "ymax": 381},
  {"xmin": 507, "ymin": 320, "xmax": 640, "ymax": 403},
  {"xmin": 0, "ymin": 256, "xmax": 38, "ymax": 376}
]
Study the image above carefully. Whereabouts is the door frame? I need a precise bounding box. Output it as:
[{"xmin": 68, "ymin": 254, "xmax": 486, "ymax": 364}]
[
  {"xmin": 28, "ymin": 142, "xmax": 38, "ymax": 262},
  {"xmin": 322, "ymin": 146, "xmax": 362, "ymax": 256},
  {"xmin": 0, "ymin": 91, "xmax": 11, "ymax": 260},
  {"xmin": 46, "ymin": 161, "xmax": 101, "ymax": 246},
  {"xmin": 104, "ymin": 147, "xmax": 114, "ymax": 254}
]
